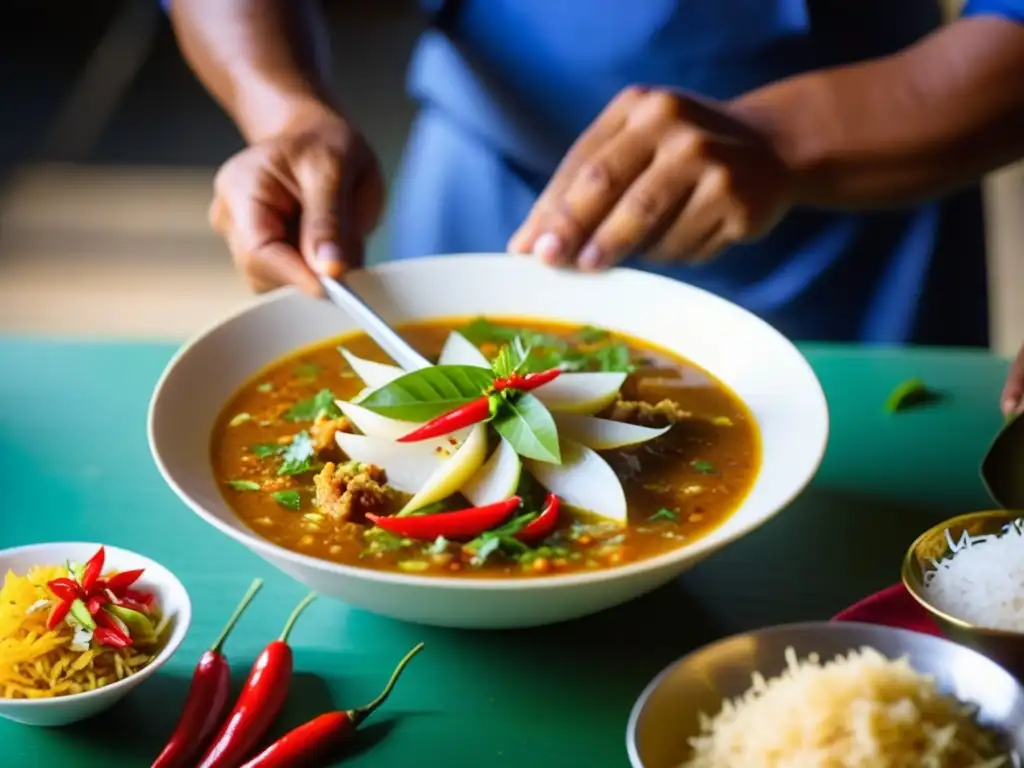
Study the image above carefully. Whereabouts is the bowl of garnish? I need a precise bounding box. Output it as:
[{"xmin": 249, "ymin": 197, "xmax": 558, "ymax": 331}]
[
  {"xmin": 0, "ymin": 542, "xmax": 190, "ymax": 726},
  {"xmin": 149, "ymin": 254, "xmax": 828, "ymax": 628},
  {"xmin": 627, "ymin": 621, "xmax": 1024, "ymax": 768},
  {"xmin": 903, "ymin": 510, "xmax": 1024, "ymax": 677}
]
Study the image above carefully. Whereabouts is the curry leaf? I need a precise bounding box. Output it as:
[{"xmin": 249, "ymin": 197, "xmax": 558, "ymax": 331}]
[
  {"xmin": 492, "ymin": 393, "xmax": 561, "ymax": 464},
  {"xmin": 271, "ymin": 490, "xmax": 301, "ymax": 510},
  {"xmin": 285, "ymin": 389, "xmax": 342, "ymax": 422},
  {"xmin": 278, "ymin": 431, "xmax": 317, "ymax": 476},
  {"xmin": 357, "ymin": 365, "xmax": 495, "ymax": 421}
]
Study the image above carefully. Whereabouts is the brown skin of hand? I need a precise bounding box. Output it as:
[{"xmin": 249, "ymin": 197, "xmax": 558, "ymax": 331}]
[
  {"xmin": 169, "ymin": 0, "xmax": 384, "ymax": 296},
  {"xmin": 510, "ymin": 17, "xmax": 1024, "ymax": 271}
]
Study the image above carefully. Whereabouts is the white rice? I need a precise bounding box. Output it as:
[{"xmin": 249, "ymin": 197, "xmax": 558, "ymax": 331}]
[
  {"xmin": 922, "ymin": 518, "xmax": 1024, "ymax": 631},
  {"xmin": 682, "ymin": 646, "xmax": 1008, "ymax": 768}
]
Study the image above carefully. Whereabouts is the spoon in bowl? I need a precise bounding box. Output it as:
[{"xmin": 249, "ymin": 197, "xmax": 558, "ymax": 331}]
[{"xmin": 319, "ymin": 276, "xmax": 432, "ymax": 372}]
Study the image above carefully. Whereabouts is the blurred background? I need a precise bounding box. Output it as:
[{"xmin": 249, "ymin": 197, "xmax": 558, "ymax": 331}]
[{"xmin": 1, "ymin": 0, "xmax": 1022, "ymax": 352}]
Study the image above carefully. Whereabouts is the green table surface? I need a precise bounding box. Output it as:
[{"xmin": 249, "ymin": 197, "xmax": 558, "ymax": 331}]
[{"xmin": 0, "ymin": 337, "xmax": 1010, "ymax": 767}]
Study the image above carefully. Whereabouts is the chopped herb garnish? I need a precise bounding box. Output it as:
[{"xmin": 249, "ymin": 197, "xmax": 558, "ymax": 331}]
[
  {"xmin": 271, "ymin": 490, "xmax": 301, "ymax": 511},
  {"xmin": 429, "ymin": 536, "xmax": 450, "ymax": 555},
  {"xmin": 250, "ymin": 442, "xmax": 285, "ymax": 459},
  {"xmin": 277, "ymin": 431, "xmax": 318, "ymax": 476},
  {"xmin": 573, "ymin": 325, "xmax": 610, "ymax": 343},
  {"xmin": 256, "ymin": 382, "xmax": 274, "ymax": 393},
  {"xmin": 285, "ymin": 389, "xmax": 342, "ymax": 422},
  {"xmin": 226, "ymin": 479, "xmax": 261, "ymax": 492},
  {"xmin": 293, "ymin": 363, "xmax": 323, "ymax": 379},
  {"xmin": 649, "ymin": 508, "xmax": 679, "ymax": 523},
  {"xmin": 691, "ymin": 460, "xmax": 716, "ymax": 474},
  {"xmin": 228, "ymin": 412, "xmax": 252, "ymax": 427},
  {"xmin": 465, "ymin": 512, "xmax": 537, "ymax": 566}
]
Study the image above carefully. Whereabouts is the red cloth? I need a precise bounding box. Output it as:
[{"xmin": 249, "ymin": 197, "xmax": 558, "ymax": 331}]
[{"xmin": 833, "ymin": 583, "xmax": 941, "ymax": 637}]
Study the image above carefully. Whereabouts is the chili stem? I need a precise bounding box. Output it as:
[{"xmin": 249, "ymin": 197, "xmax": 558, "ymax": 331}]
[
  {"xmin": 279, "ymin": 591, "xmax": 317, "ymax": 643},
  {"xmin": 210, "ymin": 578, "xmax": 264, "ymax": 654},
  {"xmin": 350, "ymin": 642, "xmax": 425, "ymax": 726}
]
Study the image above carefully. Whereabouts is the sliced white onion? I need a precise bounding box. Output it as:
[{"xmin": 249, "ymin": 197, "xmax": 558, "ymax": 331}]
[
  {"xmin": 533, "ymin": 372, "xmax": 627, "ymax": 415},
  {"xmin": 401, "ymin": 423, "xmax": 488, "ymax": 513},
  {"xmin": 461, "ymin": 437, "xmax": 521, "ymax": 507},
  {"xmin": 438, "ymin": 331, "xmax": 490, "ymax": 368},
  {"xmin": 524, "ymin": 438, "xmax": 627, "ymax": 523},
  {"xmin": 334, "ymin": 431, "xmax": 447, "ymax": 493},
  {"xmin": 339, "ymin": 348, "xmax": 404, "ymax": 390},
  {"xmin": 335, "ymin": 400, "xmax": 422, "ymax": 440},
  {"xmin": 553, "ymin": 413, "xmax": 669, "ymax": 451}
]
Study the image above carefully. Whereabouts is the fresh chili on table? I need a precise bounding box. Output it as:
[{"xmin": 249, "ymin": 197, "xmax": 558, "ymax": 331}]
[
  {"xmin": 366, "ymin": 497, "xmax": 522, "ymax": 541},
  {"xmin": 239, "ymin": 642, "xmax": 425, "ymax": 768},
  {"xmin": 397, "ymin": 367, "xmax": 562, "ymax": 443},
  {"xmin": 151, "ymin": 578, "xmax": 263, "ymax": 768},
  {"xmin": 197, "ymin": 591, "xmax": 317, "ymax": 768}
]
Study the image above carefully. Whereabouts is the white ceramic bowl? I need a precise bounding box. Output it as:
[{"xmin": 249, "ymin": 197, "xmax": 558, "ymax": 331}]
[
  {"xmin": 0, "ymin": 542, "xmax": 191, "ymax": 726},
  {"xmin": 148, "ymin": 254, "xmax": 829, "ymax": 629}
]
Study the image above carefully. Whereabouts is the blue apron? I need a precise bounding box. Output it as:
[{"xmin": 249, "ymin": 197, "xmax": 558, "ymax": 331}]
[{"xmin": 388, "ymin": 0, "xmax": 990, "ymax": 345}]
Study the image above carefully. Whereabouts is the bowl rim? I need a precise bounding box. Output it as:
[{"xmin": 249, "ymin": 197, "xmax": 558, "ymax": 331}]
[
  {"xmin": 901, "ymin": 509, "xmax": 1024, "ymax": 639},
  {"xmin": 148, "ymin": 256, "xmax": 830, "ymax": 591},
  {"xmin": 624, "ymin": 619, "xmax": 1021, "ymax": 768},
  {"xmin": 0, "ymin": 541, "xmax": 192, "ymax": 708}
]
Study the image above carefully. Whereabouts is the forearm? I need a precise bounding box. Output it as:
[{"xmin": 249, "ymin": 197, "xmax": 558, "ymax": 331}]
[
  {"xmin": 731, "ymin": 16, "xmax": 1024, "ymax": 207},
  {"xmin": 169, "ymin": 0, "xmax": 337, "ymax": 143}
]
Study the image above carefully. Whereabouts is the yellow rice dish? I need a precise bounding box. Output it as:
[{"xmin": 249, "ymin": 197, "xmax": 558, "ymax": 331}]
[
  {"xmin": 0, "ymin": 556, "xmax": 165, "ymax": 699},
  {"xmin": 683, "ymin": 646, "xmax": 1011, "ymax": 768}
]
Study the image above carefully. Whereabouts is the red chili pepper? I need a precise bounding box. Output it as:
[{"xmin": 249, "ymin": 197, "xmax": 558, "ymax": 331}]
[
  {"xmin": 93, "ymin": 626, "xmax": 132, "ymax": 648},
  {"xmin": 46, "ymin": 599, "xmax": 72, "ymax": 630},
  {"xmin": 103, "ymin": 568, "xmax": 146, "ymax": 592},
  {"xmin": 47, "ymin": 577, "xmax": 82, "ymax": 603},
  {"xmin": 516, "ymin": 494, "xmax": 561, "ymax": 545},
  {"xmin": 239, "ymin": 643, "xmax": 425, "ymax": 768},
  {"xmin": 80, "ymin": 546, "xmax": 105, "ymax": 592},
  {"xmin": 367, "ymin": 496, "xmax": 522, "ymax": 541},
  {"xmin": 396, "ymin": 396, "xmax": 496, "ymax": 443},
  {"xmin": 151, "ymin": 578, "xmax": 263, "ymax": 768},
  {"xmin": 86, "ymin": 593, "xmax": 110, "ymax": 616},
  {"xmin": 197, "ymin": 591, "xmax": 317, "ymax": 768},
  {"xmin": 493, "ymin": 367, "xmax": 561, "ymax": 392}
]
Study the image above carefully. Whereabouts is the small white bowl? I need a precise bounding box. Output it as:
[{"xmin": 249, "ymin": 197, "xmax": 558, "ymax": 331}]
[
  {"xmin": 0, "ymin": 542, "xmax": 191, "ymax": 727},
  {"xmin": 149, "ymin": 254, "xmax": 829, "ymax": 628}
]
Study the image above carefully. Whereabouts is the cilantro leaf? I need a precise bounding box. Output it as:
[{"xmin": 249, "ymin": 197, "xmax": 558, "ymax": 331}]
[
  {"xmin": 285, "ymin": 389, "xmax": 342, "ymax": 422},
  {"xmin": 250, "ymin": 442, "xmax": 285, "ymax": 459},
  {"xmin": 271, "ymin": 490, "xmax": 301, "ymax": 511},
  {"xmin": 649, "ymin": 508, "xmax": 678, "ymax": 523},
  {"xmin": 277, "ymin": 431, "xmax": 318, "ymax": 476},
  {"xmin": 691, "ymin": 460, "xmax": 716, "ymax": 474}
]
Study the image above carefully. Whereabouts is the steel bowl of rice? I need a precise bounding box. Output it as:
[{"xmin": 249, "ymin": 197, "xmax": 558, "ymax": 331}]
[
  {"xmin": 627, "ymin": 621, "xmax": 1024, "ymax": 768},
  {"xmin": 903, "ymin": 510, "xmax": 1024, "ymax": 678},
  {"xmin": 0, "ymin": 542, "xmax": 190, "ymax": 727}
]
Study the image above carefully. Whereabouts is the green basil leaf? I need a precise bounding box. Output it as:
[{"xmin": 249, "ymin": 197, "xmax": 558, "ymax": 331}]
[
  {"xmin": 574, "ymin": 325, "xmax": 610, "ymax": 343},
  {"xmin": 278, "ymin": 431, "xmax": 318, "ymax": 476},
  {"xmin": 492, "ymin": 393, "xmax": 561, "ymax": 464},
  {"xmin": 271, "ymin": 490, "xmax": 301, "ymax": 510},
  {"xmin": 285, "ymin": 389, "xmax": 341, "ymax": 422},
  {"xmin": 357, "ymin": 365, "xmax": 494, "ymax": 421}
]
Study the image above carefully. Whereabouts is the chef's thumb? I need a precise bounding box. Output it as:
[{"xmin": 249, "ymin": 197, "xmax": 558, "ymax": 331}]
[
  {"xmin": 297, "ymin": 168, "xmax": 362, "ymax": 280},
  {"xmin": 1001, "ymin": 343, "xmax": 1024, "ymax": 418}
]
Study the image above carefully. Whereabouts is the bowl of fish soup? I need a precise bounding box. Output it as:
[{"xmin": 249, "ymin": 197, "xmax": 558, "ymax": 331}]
[{"xmin": 148, "ymin": 254, "xmax": 829, "ymax": 628}]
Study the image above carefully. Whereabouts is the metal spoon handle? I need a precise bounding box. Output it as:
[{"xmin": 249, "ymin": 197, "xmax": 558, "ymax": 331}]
[{"xmin": 319, "ymin": 276, "xmax": 431, "ymax": 371}]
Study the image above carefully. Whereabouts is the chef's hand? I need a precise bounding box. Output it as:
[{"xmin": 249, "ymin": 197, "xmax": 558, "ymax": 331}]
[
  {"xmin": 209, "ymin": 105, "xmax": 384, "ymax": 297},
  {"xmin": 1001, "ymin": 343, "xmax": 1024, "ymax": 417},
  {"xmin": 509, "ymin": 86, "xmax": 794, "ymax": 269}
]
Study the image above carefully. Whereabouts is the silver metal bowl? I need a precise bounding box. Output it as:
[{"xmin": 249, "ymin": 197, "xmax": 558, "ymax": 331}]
[{"xmin": 626, "ymin": 621, "xmax": 1024, "ymax": 768}]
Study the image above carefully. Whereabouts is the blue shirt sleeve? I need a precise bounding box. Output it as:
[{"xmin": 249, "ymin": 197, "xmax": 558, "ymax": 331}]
[{"xmin": 962, "ymin": 0, "xmax": 1024, "ymax": 22}]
